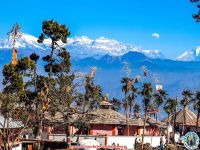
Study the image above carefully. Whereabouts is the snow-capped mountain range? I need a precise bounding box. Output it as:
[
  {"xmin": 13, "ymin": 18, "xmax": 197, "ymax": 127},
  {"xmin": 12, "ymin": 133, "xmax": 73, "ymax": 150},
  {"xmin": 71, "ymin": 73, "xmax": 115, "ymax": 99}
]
[
  {"xmin": 1, "ymin": 33, "xmax": 200, "ymax": 106},
  {"xmin": 176, "ymin": 47, "xmax": 200, "ymax": 61},
  {"xmin": 0, "ymin": 33, "xmax": 164, "ymax": 60}
]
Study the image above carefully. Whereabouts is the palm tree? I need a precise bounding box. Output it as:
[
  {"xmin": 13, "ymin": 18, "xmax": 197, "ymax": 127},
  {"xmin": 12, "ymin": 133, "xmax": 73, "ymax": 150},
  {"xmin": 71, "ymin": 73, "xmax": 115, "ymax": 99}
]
[
  {"xmin": 140, "ymin": 82, "xmax": 153, "ymax": 149},
  {"xmin": 180, "ymin": 89, "xmax": 193, "ymax": 135},
  {"xmin": 134, "ymin": 103, "xmax": 141, "ymax": 118},
  {"xmin": 194, "ymin": 91, "xmax": 200, "ymax": 132},
  {"xmin": 153, "ymin": 90, "xmax": 168, "ymax": 122},
  {"xmin": 172, "ymin": 97, "xmax": 178, "ymax": 144},
  {"xmin": 109, "ymin": 97, "xmax": 121, "ymax": 112},
  {"xmin": 163, "ymin": 98, "xmax": 177, "ymax": 143},
  {"xmin": 127, "ymin": 85, "xmax": 137, "ymax": 118},
  {"xmin": 127, "ymin": 95, "xmax": 133, "ymax": 117},
  {"xmin": 163, "ymin": 101, "xmax": 171, "ymax": 143},
  {"xmin": 123, "ymin": 100, "xmax": 128, "ymax": 116},
  {"xmin": 121, "ymin": 77, "xmax": 132, "ymax": 135}
]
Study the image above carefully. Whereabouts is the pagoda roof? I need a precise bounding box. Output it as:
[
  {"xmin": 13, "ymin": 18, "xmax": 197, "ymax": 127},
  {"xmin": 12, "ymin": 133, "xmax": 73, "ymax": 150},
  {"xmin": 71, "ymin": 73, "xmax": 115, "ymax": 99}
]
[
  {"xmin": 89, "ymin": 108, "xmax": 130, "ymax": 125},
  {"xmin": 89, "ymin": 108, "xmax": 166, "ymax": 128},
  {"xmin": 44, "ymin": 108, "xmax": 166, "ymax": 128},
  {"xmin": 162, "ymin": 107, "xmax": 197, "ymax": 126},
  {"xmin": 146, "ymin": 117, "xmax": 167, "ymax": 129}
]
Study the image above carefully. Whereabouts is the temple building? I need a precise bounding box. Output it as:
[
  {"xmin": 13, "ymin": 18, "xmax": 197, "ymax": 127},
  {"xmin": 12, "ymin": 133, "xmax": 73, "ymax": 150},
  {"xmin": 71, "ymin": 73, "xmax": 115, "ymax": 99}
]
[
  {"xmin": 88, "ymin": 100, "xmax": 166, "ymax": 136},
  {"xmin": 43, "ymin": 99, "xmax": 166, "ymax": 138},
  {"xmin": 163, "ymin": 106, "xmax": 200, "ymax": 136}
]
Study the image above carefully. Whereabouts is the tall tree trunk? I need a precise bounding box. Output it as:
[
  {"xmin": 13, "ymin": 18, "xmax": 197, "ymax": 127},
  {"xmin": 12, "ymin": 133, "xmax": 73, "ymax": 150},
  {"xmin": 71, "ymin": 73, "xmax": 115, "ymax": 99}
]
[
  {"xmin": 3, "ymin": 141, "xmax": 9, "ymax": 150},
  {"xmin": 167, "ymin": 114, "xmax": 169, "ymax": 144},
  {"xmin": 38, "ymin": 113, "xmax": 43, "ymax": 150},
  {"xmin": 182, "ymin": 107, "xmax": 186, "ymax": 135},
  {"xmin": 156, "ymin": 113, "xmax": 158, "ymax": 123},
  {"xmin": 126, "ymin": 107, "xmax": 129, "ymax": 136},
  {"xmin": 126, "ymin": 100, "xmax": 129, "ymax": 136},
  {"xmin": 125, "ymin": 93, "xmax": 129, "ymax": 136},
  {"xmin": 33, "ymin": 64, "xmax": 41, "ymax": 150},
  {"xmin": 65, "ymin": 117, "xmax": 71, "ymax": 149},
  {"xmin": 173, "ymin": 114, "xmax": 176, "ymax": 144},
  {"xmin": 4, "ymin": 114, "xmax": 10, "ymax": 150},
  {"xmin": 142, "ymin": 109, "xmax": 147, "ymax": 150},
  {"xmin": 196, "ymin": 109, "xmax": 200, "ymax": 132},
  {"xmin": 49, "ymin": 41, "xmax": 55, "ymax": 78},
  {"xmin": 34, "ymin": 65, "xmax": 37, "ymax": 92},
  {"xmin": 6, "ymin": 115, "xmax": 10, "ymax": 150},
  {"xmin": 76, "ymin": 129, "xmax": 81, "ymax": 143},
  {"xmin": 173, "ymin": 97, "xmax": 178, "ymax": 144},
  {"xmin": 35, "ymin": 104, "xmax": 40, "ymax": 150},
  {"xmin": 2, "ymin": 134, "xmax": 10, "ymax": 150},
  {"xmin": 129, "ymin": 103, "xmax": 132, "ymax": 119}
]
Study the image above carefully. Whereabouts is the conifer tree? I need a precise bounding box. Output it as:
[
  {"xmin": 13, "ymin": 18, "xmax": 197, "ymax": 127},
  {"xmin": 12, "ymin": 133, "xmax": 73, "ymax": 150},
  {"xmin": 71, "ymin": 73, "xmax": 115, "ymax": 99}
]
[
  {"xmin": 0, "ymin": 23, "xmax": 41, "ymax": 150},
  {"xmin": 38, "ymin": 20, "xmax": 103, "ymax": 148},
  {"xmin": 38, "ymin": 20, "xmax": 70, "ymax": 78},
  {"xmin": 1, "ymin": 56, "xmax": 36, "ymax": 150}
]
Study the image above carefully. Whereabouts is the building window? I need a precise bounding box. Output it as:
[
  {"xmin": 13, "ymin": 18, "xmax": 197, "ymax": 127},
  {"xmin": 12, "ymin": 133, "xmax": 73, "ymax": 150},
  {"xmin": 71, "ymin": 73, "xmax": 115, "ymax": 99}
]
[
  {"xmin": 118, "ymin": 128, "xmax": 123, "ymax": 135},
  {"xmin": 187, "ymin": 127, "xmax": 190, "ymax": 132}
]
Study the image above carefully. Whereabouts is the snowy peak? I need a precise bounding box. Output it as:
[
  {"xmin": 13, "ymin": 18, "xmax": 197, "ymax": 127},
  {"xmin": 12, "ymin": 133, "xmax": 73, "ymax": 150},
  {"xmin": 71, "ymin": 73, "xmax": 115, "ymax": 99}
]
[
  {"xmin": 95, "ymin": 36, "xmax": 120, "ymax": 45},
  {"xmin": 92, "ymin": 37, "xmax": 127, "ymax": 56},
  {"xmin": 176, "ymin": 47, "xmax": 200, "ymax": 61},
  {"xmin": 68, "ymin": 36, "xmax": 127, "ymax": 56},
  {"xmin": 0, "ymin": 33, "xmax": 165, "ymax": 60},
  {"xmin": 67, "ymin": 35, "xmax": 164, "ymax": 59},
  {"xmin": 142, "ymin": 50, "xmax": 164, "ymax": 59},
  {"xmin": 68, "ymin": 36, "xmax": 92, "ymax": 45},
  {"xmin": 0, "ymin": 33, "xmax": 51, "ymax": 50}
]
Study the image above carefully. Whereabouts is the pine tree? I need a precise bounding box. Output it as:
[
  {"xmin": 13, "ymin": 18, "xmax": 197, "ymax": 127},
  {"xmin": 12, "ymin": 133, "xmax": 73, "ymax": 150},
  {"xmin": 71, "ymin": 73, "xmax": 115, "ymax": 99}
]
[
  {"xmin": 1, "ymin": 56, "xmax": 36, "ymax": 150},
  {"xmin": 37, "ymin": 20, "xmax": 103, "ymax": 148},
  {"xmin": 38, "ymin": 20, "xmax": 70, "ymax": 78}
]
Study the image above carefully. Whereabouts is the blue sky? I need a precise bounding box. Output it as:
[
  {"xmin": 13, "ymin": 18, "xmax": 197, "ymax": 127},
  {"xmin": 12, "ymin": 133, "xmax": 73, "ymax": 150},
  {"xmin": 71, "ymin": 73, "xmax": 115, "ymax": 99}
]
[{"xmin": 1, "ymin": 0, "xmax": 200, "ymax": 58}]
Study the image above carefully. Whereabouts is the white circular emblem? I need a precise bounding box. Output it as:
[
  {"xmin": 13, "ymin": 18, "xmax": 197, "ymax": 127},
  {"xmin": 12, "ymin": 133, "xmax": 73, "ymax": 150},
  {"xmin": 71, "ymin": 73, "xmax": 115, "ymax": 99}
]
[{"xmin": 181, "ymin": 132, "xmax": 199, "ymax": 150}]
